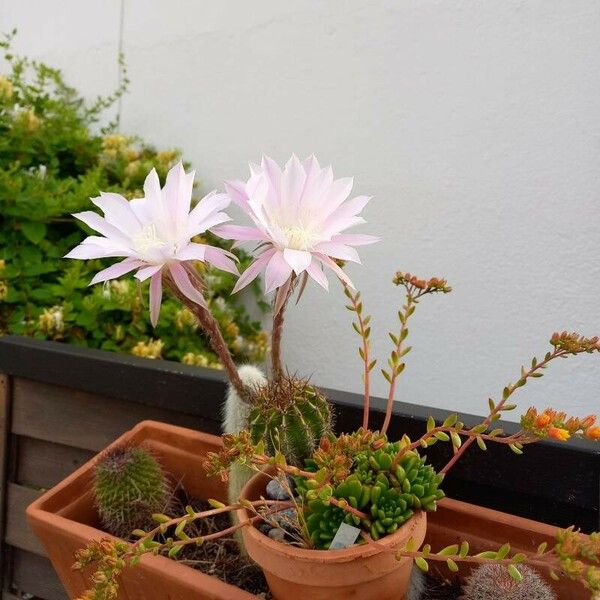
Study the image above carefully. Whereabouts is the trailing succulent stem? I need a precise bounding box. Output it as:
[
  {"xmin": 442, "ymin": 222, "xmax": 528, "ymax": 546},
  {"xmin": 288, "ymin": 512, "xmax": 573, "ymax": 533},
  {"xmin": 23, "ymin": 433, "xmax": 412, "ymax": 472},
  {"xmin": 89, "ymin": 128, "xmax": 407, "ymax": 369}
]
[
  {"xmin": 94, "ymin": 445, "xmax": 172, "ymax": 538},
  {"xmin": 249, "ymin": 374, "xmax": 333, "ymax": 465}
]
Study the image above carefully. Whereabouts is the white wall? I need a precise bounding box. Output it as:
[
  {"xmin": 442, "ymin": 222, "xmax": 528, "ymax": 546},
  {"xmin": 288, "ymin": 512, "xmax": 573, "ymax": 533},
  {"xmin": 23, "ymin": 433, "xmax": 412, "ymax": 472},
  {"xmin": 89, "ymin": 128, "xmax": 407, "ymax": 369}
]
[{"xmin": 2, "ymin": 1, "xmax": 599, "ymax": 421}]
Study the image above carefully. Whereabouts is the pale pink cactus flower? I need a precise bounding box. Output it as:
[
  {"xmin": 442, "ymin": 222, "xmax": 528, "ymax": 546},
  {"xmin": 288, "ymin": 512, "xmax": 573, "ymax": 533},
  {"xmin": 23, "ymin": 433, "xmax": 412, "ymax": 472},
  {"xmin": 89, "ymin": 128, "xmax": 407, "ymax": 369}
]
[
  {"xmin": 65, "ymin": 162, "xmax": 237, "ymax": 326},
  {"xmin": 214, "ymin": 155, "xmax": 379, "ymax": 300}
]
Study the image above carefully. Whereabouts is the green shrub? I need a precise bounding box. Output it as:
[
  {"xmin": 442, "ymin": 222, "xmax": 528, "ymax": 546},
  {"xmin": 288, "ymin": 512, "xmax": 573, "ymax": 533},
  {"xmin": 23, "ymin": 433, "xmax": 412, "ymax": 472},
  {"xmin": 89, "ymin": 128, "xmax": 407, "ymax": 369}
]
[{"xmin": 0, "ymin": 32, "xmax": 267, "ymax": 366}]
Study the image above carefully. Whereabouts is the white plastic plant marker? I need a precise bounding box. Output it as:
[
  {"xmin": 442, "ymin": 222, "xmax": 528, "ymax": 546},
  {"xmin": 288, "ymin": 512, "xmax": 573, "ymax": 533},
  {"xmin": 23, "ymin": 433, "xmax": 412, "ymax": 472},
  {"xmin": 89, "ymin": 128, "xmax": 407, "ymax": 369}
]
[{"xmin": 329, "ymin": 522, "xmax": 361, "ymax": 550}]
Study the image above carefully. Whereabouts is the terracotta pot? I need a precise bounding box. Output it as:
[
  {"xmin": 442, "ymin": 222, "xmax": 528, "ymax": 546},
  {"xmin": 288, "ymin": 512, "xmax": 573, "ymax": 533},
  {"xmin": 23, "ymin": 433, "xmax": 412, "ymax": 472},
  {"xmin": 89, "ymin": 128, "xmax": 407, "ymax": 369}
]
[
  {"xmin": 237, "ymin": 466, "xmax": 427, "ymax": 600},
  {"xmin": 427, "ymin": 496, "xmax": 589, "ymax": 600},
  {"xmin": 26, "ymin": 420, "xmax": 257, "ymax": 600}
]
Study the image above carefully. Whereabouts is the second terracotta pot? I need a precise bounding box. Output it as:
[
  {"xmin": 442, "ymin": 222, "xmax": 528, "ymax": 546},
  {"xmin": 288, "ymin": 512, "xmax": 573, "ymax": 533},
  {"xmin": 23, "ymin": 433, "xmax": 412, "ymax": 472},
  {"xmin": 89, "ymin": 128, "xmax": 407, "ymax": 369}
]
[{"xmin": 237, "ymin": 467, "xmax": 427, "ymax": 600}]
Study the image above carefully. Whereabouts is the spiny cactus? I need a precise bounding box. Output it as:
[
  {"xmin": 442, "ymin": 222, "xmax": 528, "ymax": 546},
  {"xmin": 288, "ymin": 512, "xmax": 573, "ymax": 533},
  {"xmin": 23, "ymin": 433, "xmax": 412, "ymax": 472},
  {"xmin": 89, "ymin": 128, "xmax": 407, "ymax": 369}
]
[
  {"xmin": 460, "ymin": 564, "xmax": 556, "ymax": 600},
  {"xmin": 94, "ymin": 445, "xmax": 172, "ymax": 538},
  {"xmin": 222, "ymin": 365, "xmax": 269, "ymax": 555},
  {"xmin": 249, "ymin": 375, "xmax": 333, "ymax": 465},
  {"xmin": 223, "ymin": 365, "xmax": 268, "ymax": 511}
]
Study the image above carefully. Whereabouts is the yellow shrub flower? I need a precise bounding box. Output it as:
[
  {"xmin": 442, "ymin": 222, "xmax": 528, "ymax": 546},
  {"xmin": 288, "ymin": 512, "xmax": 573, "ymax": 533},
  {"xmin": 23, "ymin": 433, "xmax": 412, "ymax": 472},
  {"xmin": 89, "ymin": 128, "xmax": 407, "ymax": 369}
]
[
  {"xmin": 131, "ymin": 339, "xmax": 163, "ymax": 359},
  {"xmin": 0, "ymin": 76, "xmax": 12, "ymax": 99}
]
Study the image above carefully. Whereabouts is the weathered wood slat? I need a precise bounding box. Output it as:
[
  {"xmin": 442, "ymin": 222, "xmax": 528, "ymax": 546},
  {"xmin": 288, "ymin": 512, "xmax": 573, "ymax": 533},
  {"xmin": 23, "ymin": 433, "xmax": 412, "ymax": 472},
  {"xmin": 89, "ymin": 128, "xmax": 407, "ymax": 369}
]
[
  {"xmin": 17, "ymin": 437, "xmax": 94, "ymax": 490},
  {"xmin": 10, "ymin": 549, "xmax": 67, "ymax": 600},
  {"xmin": 5, "ymin": 484, "xmax": 44, "ymax": 557},
  {"xmin": 12, "ymin": 378, "xmax": 217, "ymax": 452},
  {"xmin": 0, "ymin": 374, "xmax": 11, "ymax": 594}
]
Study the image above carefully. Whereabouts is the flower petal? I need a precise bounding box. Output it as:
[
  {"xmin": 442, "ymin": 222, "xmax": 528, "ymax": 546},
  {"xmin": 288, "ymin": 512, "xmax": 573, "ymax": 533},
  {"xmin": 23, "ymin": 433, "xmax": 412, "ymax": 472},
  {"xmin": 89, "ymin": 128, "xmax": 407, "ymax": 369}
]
[
  {"xmin": 281, "ymin": 154, "xmax": 306, "ymax": 208},
  {"xmin": 73, "ymin": 211, "xmax": 130, "ymax": 245},
  {"xmin": 143, "ymin": 167, "xmax": 162, "ymax": 201},
  {"xmin": 331, "ymin": 233, "xmax": 380, "ymax": 246},
  {"xmin": 204, "ymin": 246, "xmax": 239, "ymax": 275},
  {"xmin": 224, "ymin": 180, "xmax": 252, "ymax": 216},
  {"xmin": 232, "ymin": 248, "xmax": 276, "ymax": 293},
  {"xmin": 168, "ymin": 263, "xmax": 206, "ymax": 307},
  {"xmin": 89, "ymin": 259, "xmax": 145, "ymax": 285},
  {"xmin": 149, "ymin": 272, "xmax": 163, "ymax": 327},
  {"xmin": 305, "ymin": 259, "xmax": 329, "ymax": 290},
  {"xmin": 313, "ymin": 242, "xmax": 361, "ymax": 263},
  {"xmin": 316, "ymin": 253, "xmax": 354, "ymax": 288},
  {"xmin": 261, "ymin": 155, "xmax": 282, "ymax": 195},
  {"xmin": 283, "ymin": 248, "xmax": 312, "ymax": 274},
  {"xmin": 212, "ymin": 224, "xmax": 267, "ymax": 242},
  {"xmin": 64, "ymin": 237, "xmax": 131, "ymax": 259},
  {"xmin": 163, "ymin": 162, "xmax": 195, "ymax": 229},
  {"xmin": 176, "ymin": 242, "xmax": 207, "ymax": 262},
  {"xmin": 265, "ymin": 251, "xmax": 293, "ymax": 293},
  {"xmin": 188, "ymin": 191, "xmax": 230, "ymax": 231},
  {"xmin": 321, "ymin": 177, "xmax": 354, "ymax": 215},
  {"xmin": 91, "ymin": 192, "xmax": 142, "ymax": 237},
  {"xmin": 135, "ymin": 264, "xmax": 163, "ymax": 282},
  {"xmin": 187, "ymin": 211, "xmax": 232, "ymax": 238},
  {"xmin": 325, "ymin": 195, "xmax": 371, "ymax": 223}
]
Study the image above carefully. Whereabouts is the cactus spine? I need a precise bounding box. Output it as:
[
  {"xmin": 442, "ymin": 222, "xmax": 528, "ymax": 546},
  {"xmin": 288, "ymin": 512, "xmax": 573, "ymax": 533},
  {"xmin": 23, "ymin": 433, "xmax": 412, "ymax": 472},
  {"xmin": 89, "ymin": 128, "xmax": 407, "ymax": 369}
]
[
  {"xmin": 460, "ymin": 564, "xmax": 556, "ymax": 600},
  {"xmin": 223, "ymin": 365, "xmax": 268, "ymax": 509},
  {"xmin": 94, "ymin": 445, "xmax": 172, "ymax": 538},
  {"xmin": 248, "ymin": 375, "xmax": 332, "ymax": 465}
]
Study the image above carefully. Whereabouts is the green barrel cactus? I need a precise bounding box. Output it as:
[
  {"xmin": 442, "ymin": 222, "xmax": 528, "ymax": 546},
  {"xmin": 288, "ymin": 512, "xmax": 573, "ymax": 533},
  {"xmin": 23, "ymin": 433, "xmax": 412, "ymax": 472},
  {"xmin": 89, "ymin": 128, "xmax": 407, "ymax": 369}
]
[
  {"xmin": 249, "ymin": 376, "xmax": 332, "ymax": 465},
  {"xmin": 94, "ymin": 445, "xmax": 172, "ymax": 538}
]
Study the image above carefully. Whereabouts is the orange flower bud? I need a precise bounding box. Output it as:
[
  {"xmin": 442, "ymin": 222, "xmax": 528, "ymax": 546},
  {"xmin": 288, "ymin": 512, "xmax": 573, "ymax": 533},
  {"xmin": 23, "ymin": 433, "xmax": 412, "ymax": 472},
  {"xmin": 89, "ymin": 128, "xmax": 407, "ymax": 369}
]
[
  {"xmin": 535, "ymin": 414, "xmax": 552, "ymax": 428},
  {"xmin": 581, "ymin": 415, "xmax": 597, "ymax": 429},
  {"xmin": 585, "ymin": 426, "xmax": 600, "ymax": 441},
  {"xmin": 548, "ymin": 427, "xmax": 570, "ymax": 442}
]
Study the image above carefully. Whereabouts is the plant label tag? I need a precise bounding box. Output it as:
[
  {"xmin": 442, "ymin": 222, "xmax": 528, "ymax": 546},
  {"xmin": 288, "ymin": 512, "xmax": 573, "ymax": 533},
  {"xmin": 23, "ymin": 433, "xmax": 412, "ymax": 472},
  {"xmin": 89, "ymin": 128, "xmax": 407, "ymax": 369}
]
[{"xmin": 329, "ymin": 522, "xmax": 361, "ymax": 550}]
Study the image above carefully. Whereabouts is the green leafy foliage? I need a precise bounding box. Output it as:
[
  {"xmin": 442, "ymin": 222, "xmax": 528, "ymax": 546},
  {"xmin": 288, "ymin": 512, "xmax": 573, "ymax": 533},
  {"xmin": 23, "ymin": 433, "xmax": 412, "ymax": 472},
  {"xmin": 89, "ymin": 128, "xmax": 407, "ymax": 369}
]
[{"xmin": 0, "ymin": 32, "xmax": 267, "ymax": 365}]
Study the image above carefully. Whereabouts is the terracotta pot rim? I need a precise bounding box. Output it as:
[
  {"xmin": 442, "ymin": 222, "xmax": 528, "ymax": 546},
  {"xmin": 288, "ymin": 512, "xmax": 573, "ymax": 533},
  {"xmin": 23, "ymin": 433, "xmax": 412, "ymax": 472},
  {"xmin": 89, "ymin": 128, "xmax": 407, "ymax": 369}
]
[
  {"xmin": 242, "ymin": 511, "xmax": 425, "ymax": 563},
  {"xmin": 237, "ymin": 467, "xmax": 426, "ymax": 563}
]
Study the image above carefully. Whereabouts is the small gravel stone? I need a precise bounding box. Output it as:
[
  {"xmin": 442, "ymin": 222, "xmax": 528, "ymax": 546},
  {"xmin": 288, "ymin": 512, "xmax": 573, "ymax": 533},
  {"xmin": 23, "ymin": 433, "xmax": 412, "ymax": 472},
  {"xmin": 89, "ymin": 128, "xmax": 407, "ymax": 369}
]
[
  {"xmin": 270, "ymin": 508, "xmax": 298, "ymax": 531},
  {"xmin": 258, "ymin": 523, "xmax": 271, "ymax": 535},
  {"xmin": 266, "ymin": 478, "xmax": 291, "ymax": 500},
  {"xmin": 267, "ymin": 527, "xmax": 286, "ymax": 542}
]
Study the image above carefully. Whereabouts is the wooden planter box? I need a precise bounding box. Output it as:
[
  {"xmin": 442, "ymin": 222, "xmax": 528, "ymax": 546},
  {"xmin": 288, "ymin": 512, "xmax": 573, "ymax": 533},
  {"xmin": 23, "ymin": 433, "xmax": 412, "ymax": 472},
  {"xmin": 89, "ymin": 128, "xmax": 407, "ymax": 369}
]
[
  {"xmin": 1, "ymin": 336, "xmax": 599, "ymax": 598},
  {"xmin": 27, "ymin": 420, "xmax": 587, "ymax": 600}
]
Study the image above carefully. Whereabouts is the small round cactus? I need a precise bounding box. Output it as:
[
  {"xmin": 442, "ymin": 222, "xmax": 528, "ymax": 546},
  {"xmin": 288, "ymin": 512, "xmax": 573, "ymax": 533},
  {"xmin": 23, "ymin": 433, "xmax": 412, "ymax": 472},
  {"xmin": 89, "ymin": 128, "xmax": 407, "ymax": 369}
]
[
  {"xmin": 249, "ymin": 375, "xmax": 333, "ymax": 465},
  {"xmin": 94, "ymin": 445, "xmax": 172, "ymax": 538},
  {"xmin": 460, "ymin": 564, "xmax": 556, "ymax": 600}
]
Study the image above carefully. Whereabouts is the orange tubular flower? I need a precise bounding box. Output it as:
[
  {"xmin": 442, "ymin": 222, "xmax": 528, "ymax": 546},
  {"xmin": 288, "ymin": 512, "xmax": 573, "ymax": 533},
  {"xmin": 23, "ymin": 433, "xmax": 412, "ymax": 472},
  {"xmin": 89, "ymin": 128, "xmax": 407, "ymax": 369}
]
[
  {"xmin": 535, "ymin": 413, "xmax": 552, "ymax": 428},
  {"xmin": 548, "ymin": 427, "xmax": 570, "ymax": 442},
  {"xmin": 585, "ymin": 426, "xmax": 600, "ymax": 441},
  {"xmin": 581, "ymin": 415, "xmax": 597, "ymax": 430}
]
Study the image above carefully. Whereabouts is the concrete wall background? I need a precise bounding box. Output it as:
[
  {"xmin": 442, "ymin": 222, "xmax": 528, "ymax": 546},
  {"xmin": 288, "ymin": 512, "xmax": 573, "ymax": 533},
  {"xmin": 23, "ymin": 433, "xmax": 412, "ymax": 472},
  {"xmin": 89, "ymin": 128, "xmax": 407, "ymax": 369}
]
[{"xmin": 2, "ymin": 1, "xmax": 599, "ymax": 421}]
